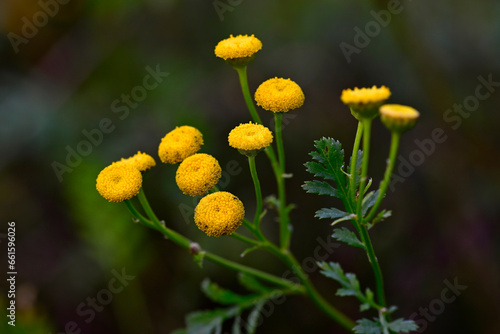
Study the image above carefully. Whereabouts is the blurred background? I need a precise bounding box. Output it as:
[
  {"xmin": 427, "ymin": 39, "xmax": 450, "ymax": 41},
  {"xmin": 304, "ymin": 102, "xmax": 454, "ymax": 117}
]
[{"xmin": 1, "ymin": 0, "xmax": 499, "ymax": 333}]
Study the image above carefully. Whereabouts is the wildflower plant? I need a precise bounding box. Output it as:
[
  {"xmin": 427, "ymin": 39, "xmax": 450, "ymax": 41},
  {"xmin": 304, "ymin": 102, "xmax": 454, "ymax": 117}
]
[{"xmin": 95, "ymin": 34, "xmax": 421, "ymax": 333}]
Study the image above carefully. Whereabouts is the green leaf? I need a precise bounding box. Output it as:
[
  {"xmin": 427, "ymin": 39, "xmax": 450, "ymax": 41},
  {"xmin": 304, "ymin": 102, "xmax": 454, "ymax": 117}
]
[
  {"xmin": 371, "ymin": 210, "xmax": 392, "ymax": 226},
  {"xmin": 315, "ymin": 208, "xmax": 349, "ymax": 220},
  {"xmin": 237, "ymin": 274, "xmax": 272, "ymax": 294},
  {"xmin": 353, "ymin": 318, "xmax": 382, "ymax": 334},
  {"xmin": 332, "ymin": 227, "xmax": 365, "ymax": 249},
  {"xmin": 201, "ymin": 279, "xmax": 253, "ymax": 305},
  {"xmin": 246, "ymin": 301, "xmax": 265, "ymax": 334},
  {"xmin": 387, "ymin": 318, "xmax": 418, "ymax": 332},
  {"xmin": 171, "ymin": 330, "xmax": 187, "ymax": 334},
  {"xmin": 240, "ymin": 246, "xmax": 260, "ymax": 258},
  {"xmin": 360, "ymin": 303, "xmax": 371, "ymax": 312},
  {"xmin": 304, "ymin": 161, "xmax": 335, "ymax": 181},
  {"xmin": 302, "ymin": 180, "xmax": 339, "ymax": 198},
  {"xmin": 186, "ymin": 307, "xmax": 239, "ymax": 334},
  {"xmin": 362, "ymin": 190, "xmax": 380, "ymax": 216}
]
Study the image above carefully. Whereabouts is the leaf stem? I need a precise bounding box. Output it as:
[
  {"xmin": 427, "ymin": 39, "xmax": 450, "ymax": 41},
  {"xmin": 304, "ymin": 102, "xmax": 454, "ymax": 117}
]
[
  {"xmin": 349, "ymin": 121, "xmax": 363, "ymax": 208},
  {"xmin": 248, "ymin": 155, "xmax": 263, "ymax": 228},
  {"xmin": 235, "ymin": 66, "xmax": 262, "ymax": 124}
]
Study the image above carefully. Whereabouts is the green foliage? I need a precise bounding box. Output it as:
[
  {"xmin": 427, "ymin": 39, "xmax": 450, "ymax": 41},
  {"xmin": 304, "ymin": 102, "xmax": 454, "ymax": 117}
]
[
  {"xmin": 353, "ymin": 317, "xmax": 418, "ymax": 334},
  {"xmin": 332, "ymin": 228, "xmax": 365, "ymax": 249}
]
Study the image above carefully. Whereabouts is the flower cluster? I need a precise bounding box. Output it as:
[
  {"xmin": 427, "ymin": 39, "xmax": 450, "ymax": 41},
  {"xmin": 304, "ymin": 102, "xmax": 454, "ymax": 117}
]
[
  {"xmin": 194, "ymin": 192, "xmax": 245, "ymax": 237},
  {"xmin": 175, "ymin": 153, "xmax": 222, "ymax": 197},
  {"xmin": 214, "ymin": 34, "xmax": 262, "ymax": 66},
  {"xmin": 255, "ymin": 77, "xmax": 305, "ymax": 113},
  {"xmin": 158, "ymin": 126, "xmax": 204, "ymax": 164},
  {"xmin": 228, "ymin": 122, "xmax": 273, "ymax": 153}
]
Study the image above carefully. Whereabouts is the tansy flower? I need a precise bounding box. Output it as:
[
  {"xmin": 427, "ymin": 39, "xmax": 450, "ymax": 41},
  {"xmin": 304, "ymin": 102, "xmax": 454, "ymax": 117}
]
[
  {"xmin": 340, "ymin": 85, "xmax": 391, "ymax": 120},
  {"xmin": 228, "ymin": 122, "xmax": 273, "ymax": 154},
  {"xmin": 176, "ymin": 153, "xmax": 222, "ymax": 196},
  {"xmin": 254, "ymin": 77, "xmax": 305, "ymax": 113},
  {"xmin": 194, "ymin": 192, "xmax": 245, "ymax": 237},
  {"xmin": 214, "ymin": 34, "xmax": 262, "ymax": 66},
  {"xmin": 96, "ymin": 162, "xmax": 142, "ymax": 203},
  {"xmin": 158, "ymin": 126, "xmax": 203, "ymax": 164},
  {"xmin": 379, "ymin": 104, "xmax": 420, "ymax": 133},
  {"xmin": 120, "ymin": 151, "xmax": 156, "ymax": 171}
]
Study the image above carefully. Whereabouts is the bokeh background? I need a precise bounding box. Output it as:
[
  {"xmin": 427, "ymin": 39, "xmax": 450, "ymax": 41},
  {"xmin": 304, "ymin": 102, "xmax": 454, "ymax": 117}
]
[{"xmin": 1, "ymin": 0, "xmax": 500, "ymax": 333}]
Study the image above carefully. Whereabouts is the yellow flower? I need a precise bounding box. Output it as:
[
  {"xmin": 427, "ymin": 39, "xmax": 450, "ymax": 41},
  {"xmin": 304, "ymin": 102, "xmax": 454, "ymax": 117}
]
[
  {"xmin": 120, "ymin": 151, "xmax": 156, "ymax": 171},
  {"xmin": 228, "ymin": 122, "xmax": 273, "ymax": 153},
  {"xmin": 254, "ymin": 77, "xmax": 305, "ymax": 113},
  {"xmin": 194, "ymin": 192, "xmax": 245, "ymax": 237},
  {"xmin": 340, "ymin": 85, "xmax": 391, "ymax": 119},
  {"xmin": 176, "ymin": 153, "xmax": 222, "ymax": 196},
  {"xmin": 96, "ymin": 162, "xmax": 142, "ymax": 203},
  {"xmin": 379, "ymin": 104, "xmax": 420, "ymax": 133},
  {"xmin": 158, "ymin": 126, "xmax": 204, "ymax": 164},
  {"xmin": 215, "ymin": 34, "xmax": 262, "ymax": 62}
]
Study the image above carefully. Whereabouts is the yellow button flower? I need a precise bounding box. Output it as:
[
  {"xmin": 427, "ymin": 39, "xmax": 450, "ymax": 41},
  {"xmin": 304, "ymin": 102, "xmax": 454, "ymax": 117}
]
[
  {"xmin": 254, "ymin": 77, "xmax": 305, "ymax": 113},
  {"xmin": 176, "ymin": 153, "xmax": 222, "ymax": 196},
  {"xmin": 380, "ymin": 104, "xmax": 420, "ymax": 133},
  {"xmin": 158, "ymin": 126, "xmax": 204, "ymax": 164},
  {"xmin": 194, "ymin": 191, "xmax": 245, "ymax": 237},
  {"xmin": 120, "ymin": 151, "xmax": 156, "ymax": 171},
  {"xmin": 215, "ymin": 34, "xmax": 262, "ymax": 63},
  {"xmin": 96, "ymin": 162, "xmax": 142, "ymax": 203},
  {"xmin": 340, "ymin": 85, "xmax": 391, "ymax": 120},
  {"xmin": 228, "ymin": 122, "xmax": 273, "ymax": 153}
]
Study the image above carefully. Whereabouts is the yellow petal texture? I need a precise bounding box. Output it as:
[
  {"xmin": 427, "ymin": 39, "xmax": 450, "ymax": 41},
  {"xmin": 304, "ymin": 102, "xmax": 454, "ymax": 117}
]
[
  {"xmin": 158, "ymin": 126, "xmax": 204, "ymax": 164},
  {"xmin": 228, "ymin": 122, "xmax": 273, "ymax": 151},
  {"xmin": 214, "ymin": 34, "xmax": 262, "ymax": 60},
  {"xmin": 96, "ymin": 162, "xmax": 142, "ymax": 202},
  {"xmin": 175, "ymin": 153, "xmax": 222, "ymax": 196},
  {"xmin": 340, "ymin": 85, "xmax": 391, "ymax": 106},
  {"xmin": 380, "ymin": 104, "xmax": 420, "ymax": 133},
  {"xmin": 194, "ymin": 191, "xmax": 245, "ymax": 237},
  {"xmin": 254, "ymin": 77, "xmax": 305, "ymax": 113}
]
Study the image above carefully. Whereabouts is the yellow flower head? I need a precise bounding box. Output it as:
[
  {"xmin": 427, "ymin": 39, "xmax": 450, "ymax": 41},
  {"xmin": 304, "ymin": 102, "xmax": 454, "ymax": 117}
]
[
  {"xmin": 215, "ymin": 34, "xmax": 262, "ymax": 64},
  {"xmin": 228, "ymin": 122, "xmax": 273, "ymax": 153},
  {"xmin": 379, "ymin": 104, "xmax": 420, "ymax": 133},
  {"xmin": 120, "ymin": 151, "xmax": 156, "ymax": 171},
  {"xmin": 158, "ymin": 126, "xmax": 204, "ymax": 164},
  {"xmin": 254, "ymin": 77, "xmax": 305, "ymax": 113},
  {"xmin": 340, "ymin": 85, "xmax": 391, "ymax": 120},
  {"xmin": 194, "ymin": 191, "xmax": 245, "ymax": 237},
  {"xmin": 96, "ymin": 162, "xmax": 142, "ymax": 203},
  {"xmin": 176, "ymin": 153, "xmax": 222, "ymax": 196}
]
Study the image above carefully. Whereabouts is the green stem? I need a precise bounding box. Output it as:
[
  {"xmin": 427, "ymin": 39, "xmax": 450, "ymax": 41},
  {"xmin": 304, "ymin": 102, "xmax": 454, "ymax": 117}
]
[
  {"xmin": 349, "ymin": 121, "xmax": 363, "ymax": 208},
  {"xmin": 124, "ymin": 199, "xmax": 156, "ymax": 229},
  {"xmin": 248, "ymin": 155, "xmax": 263, "ymax": 228},
  {"xmin": 235, "ymin": 66, "xmax": 262, "ymax": 124},
  {"xmin": 359, "ymin": 225, "xmax": 386, "ymax": 307},
  {"xmin": 231, "ymin": 232, "xmax": 261, "ymax": 246},
  {"xmin": 364, "ymin": 132, "xmax": 401, "ymax": 223},
  {"xmin": 134, "ymin": 189, "xmax": 300, "ymax": 292},
  {"xmin": 274, "ymin": 112, "xmax": 291, "ymax": 250},
  {"xmin": 356, "ymin": 118, "xmax": 372, "ymax": 215}
]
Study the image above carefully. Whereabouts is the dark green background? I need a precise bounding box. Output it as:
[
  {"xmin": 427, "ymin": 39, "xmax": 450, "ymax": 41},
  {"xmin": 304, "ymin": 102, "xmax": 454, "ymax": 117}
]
[{"xmin": 1, "ymin": 0, "xmax": 499, "ymax": 333}]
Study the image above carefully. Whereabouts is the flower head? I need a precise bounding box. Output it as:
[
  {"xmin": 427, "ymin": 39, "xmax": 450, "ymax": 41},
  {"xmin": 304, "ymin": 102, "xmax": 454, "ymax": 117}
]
[
  {"xmin": 341, "ymin": 86, "xmax": 391, "ymax": 119},
  {"xmin": 228, "ymin": 122, "xmax": 273, "ymax": 154},
  {"xmin": 379, "ymin": 104, "xmax": 420, "ymax": 133},
  {"xmin": 215, "ymin": 34, "xmax": 262, "ymax": 66},
  {"xmin": 96, "ymin": 162, "xmax": 142, "ymax": 202},
  {"xmin": 158, "ymin": 126, "xmax": 204, "ymax": 164},
  {"xmin": 194, "ymin": 192, "xmax": 245, "ymax": 237},
  {"xmin": 254, "ymin": 77, "xmax": 305, "ymax": 113},
  {"xmin": 176, "ymin": 153, "xmax": 222, "ymax": 196},
  {"xmin": 120, "ymin": 151, "xmax": 156, "ymax": 171}
]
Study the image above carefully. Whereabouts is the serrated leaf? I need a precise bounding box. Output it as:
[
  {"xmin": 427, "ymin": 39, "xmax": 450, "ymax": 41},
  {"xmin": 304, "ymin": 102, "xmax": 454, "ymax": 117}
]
[
  {"xmin": 238, "ymin": 274, "xmax": 272, "ymax": 294},
  {"xmin": 331, "ymin": 213, "xmax": 357, "ymax": 226},
  {"xmin": 336, "ymin": 288, "xmax": 358, "ymax": 297},
  {"xmin": 304, "ymin": 161, "xmax": 336, "ymax": 181},
  {"xmin": 362, "ymin": 190, "xmax": 380, "ymax": 216},
  {"xmin": 387, "ymin": 318, "xmax": 418, "ymax": 332},
  {"xmin": 302, "ymin": 180, "xmax": 339, "ymax": 198},
  {"xmin": 245, "ymin": 301, "xmax": 265, "ymax": 334},
  {"xmin": 315, "ymin": 208, "xmax": 349, "ymax": 220},
  {"xmin": 201, "ymin": 279, "xmax": 253, "ymax": 305},
  {"xmin": 319, "ymin": 262, "xmax": 364, "ymax": 302},
  {"xmin": 332, "ymin": 227, "xmax": 365, "ymax": 249},
  {"xmin": 353, "ymin": 318, "xmax": 382, "ymax": 334},
  {"xmin": 186, "ymin": 307, "xmax": 239, "ymax": 334},
  {"xmin": 371, "ymin": 210, "xmax": 392, "ymax": 226}
]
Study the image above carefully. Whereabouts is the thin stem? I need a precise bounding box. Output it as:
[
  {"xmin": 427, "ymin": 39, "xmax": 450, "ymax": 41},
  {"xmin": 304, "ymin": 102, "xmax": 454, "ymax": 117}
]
[
  {"xmin": 359, "ymin": 225, "xmax": 386, "ymax": 307},
  {"xmin": 356, "ymin": 118, "xmax": 372, "ymax": 215},
  {"xmin": 248, "ymin": 155, "xmax": 263, "ymax": 228},
  {"xmin": 364, "ymin": 132, "xmax": 401, "ymax": 223},
  {"xmin": 124, "ymin": 199, "xmax": 156, "ymax": 229},
  {"xmin": 136, "ymin": 189, "xmax": 300, "ymax": 292},
  {"xmin": 274, "ymin": 113, "xmax": 291, "ymax": 250},
  {"xmin": 231, "ymin": 232, "xmax": 261, "ymax": 246},
  {"xmin": 349, "ymin": 121, "xmax": 363, "ymax": 208},
  {"xmin": 234, "ymin": 66, "xmax": 262, "ymax": 124}
]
